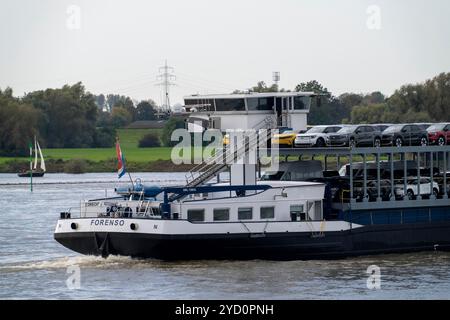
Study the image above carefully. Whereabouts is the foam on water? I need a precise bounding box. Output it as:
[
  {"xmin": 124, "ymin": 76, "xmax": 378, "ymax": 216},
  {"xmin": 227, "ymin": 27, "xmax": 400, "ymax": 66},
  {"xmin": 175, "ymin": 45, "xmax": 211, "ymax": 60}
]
[
  {"xmin": 0, "ymin": 255, "xmax": 136, "ymax": 271},
  {"xmin": 0, "ymin": 254, "xmax": 216, "ymax": 273}
]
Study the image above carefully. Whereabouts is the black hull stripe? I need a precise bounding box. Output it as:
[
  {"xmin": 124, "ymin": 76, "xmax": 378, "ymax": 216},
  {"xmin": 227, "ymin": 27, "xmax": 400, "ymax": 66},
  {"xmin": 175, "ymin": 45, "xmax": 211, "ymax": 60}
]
[{"xmin": 54, "ymin": 221, "xmax": 450, "ymax": 260}]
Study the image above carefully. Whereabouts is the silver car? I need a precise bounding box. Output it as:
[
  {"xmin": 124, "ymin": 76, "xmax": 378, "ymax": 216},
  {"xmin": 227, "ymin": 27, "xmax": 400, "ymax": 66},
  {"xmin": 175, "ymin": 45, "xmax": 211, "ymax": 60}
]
[{"xmin": 294, "ymin": 125, "xmax": 343, "ymax": 148}]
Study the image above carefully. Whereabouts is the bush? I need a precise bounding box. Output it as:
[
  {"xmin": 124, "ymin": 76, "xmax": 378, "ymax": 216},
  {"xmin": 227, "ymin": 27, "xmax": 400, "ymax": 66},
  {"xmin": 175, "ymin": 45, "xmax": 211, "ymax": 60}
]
[
  {"xmin": 93, "ymin": 127, "xmax": 116, "ymax": 147},
  {"xmin": 138, "ymin": 133, "xmax": 161, "ymax": 148},
  {"xmin": 63, "ymin": 159, "xmax": 88, "ymax": 174},
  {"xmin": 161, "ymin": 117, "xmax": 186, "ymax": 147}
]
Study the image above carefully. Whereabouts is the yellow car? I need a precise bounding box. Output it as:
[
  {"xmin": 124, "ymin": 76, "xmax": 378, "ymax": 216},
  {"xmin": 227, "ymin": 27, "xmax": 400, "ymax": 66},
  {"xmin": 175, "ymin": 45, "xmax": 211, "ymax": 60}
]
[
  {"xmin": 272, "ymin": 130, "xmax": 297, "ymax": 148},
  {"xmin": 223, "ymin": 133, "xmax": 230, "ymax": 146}
]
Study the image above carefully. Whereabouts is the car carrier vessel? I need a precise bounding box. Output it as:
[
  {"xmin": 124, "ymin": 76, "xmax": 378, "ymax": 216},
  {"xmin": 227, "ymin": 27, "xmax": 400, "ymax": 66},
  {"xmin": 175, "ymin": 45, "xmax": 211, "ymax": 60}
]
[{"xmin": 54, "ymin": 92, "xmax": 450, "ymax": 260}]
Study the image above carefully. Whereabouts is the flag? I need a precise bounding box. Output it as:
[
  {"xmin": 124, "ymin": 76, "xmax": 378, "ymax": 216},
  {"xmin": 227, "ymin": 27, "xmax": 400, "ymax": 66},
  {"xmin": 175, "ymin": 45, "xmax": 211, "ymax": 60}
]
[{"xmin": 116, "ymin": 138, "xmax": 126, "ymax": 179}]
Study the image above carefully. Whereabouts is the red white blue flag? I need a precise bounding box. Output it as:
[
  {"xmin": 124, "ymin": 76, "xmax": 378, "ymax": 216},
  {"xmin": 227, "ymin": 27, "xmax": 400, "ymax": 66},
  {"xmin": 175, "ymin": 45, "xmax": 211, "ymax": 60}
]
[{"xmin": 116, "ymin": 138, "xmax": 126, "ymax": 179}]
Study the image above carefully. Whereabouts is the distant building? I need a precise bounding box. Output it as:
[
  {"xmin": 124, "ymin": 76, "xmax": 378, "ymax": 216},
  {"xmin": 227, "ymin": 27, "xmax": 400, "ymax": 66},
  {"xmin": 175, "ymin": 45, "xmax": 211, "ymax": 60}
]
[{"xmin": 127, "ymin": 120, "xmax": 167, "ymax": 129}]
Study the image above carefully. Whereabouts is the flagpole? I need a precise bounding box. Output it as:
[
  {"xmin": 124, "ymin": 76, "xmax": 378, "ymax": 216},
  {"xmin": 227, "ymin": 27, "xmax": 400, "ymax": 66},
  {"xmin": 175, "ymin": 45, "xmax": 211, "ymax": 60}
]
[{"xmin": 128, "ymin": 172, "xmax": 135, "ymax": 190}]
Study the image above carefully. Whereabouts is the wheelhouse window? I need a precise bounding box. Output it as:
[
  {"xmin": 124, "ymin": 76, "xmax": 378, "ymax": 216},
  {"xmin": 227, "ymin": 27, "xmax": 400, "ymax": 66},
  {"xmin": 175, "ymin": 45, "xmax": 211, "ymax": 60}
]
[
  {"xmin": 293, "ymin": 96, "xmax": 311, "ymax": 110},
  {"xmin": 261, "ymin": 171, "xmax": 285, "ymax": 181},
  {"xmin": 290, "ymin": 205, "xmax": 305, "ymax": 221},
  {"xmin": 187, "ymin": 209, "xmax": 205, "ymax": 222},
  {"xmin": 238, "ymin": 207, "xmax": 253, "ymax": 220},
  {"xmin": 184, "ymin": 98, "xmax": 215, "ymax": 112},
  {"xmin": 260, "ymin": 207, "xmax": 275, "ymax": 219},
  {"xmin": 215, "ymin": 98, "xmax": 245, "ymax": 111},
  {"xmin": 291, "ymin": 170, "xmax": 322, "ymax": 180},
  {"xmin": 213, "ymin": 208, "xmax": 230, "ymax": 221},
  {"xmin": 247, "ymin": 97, "xmax": 274, "ymax": 111}
]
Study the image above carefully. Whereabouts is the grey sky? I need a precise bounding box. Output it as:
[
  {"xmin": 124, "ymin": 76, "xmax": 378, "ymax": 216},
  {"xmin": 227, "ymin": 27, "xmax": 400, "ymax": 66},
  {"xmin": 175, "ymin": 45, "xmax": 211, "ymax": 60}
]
[{"xmin": 1, "ymin": 0, "xmax": 449, "ymax": 105}]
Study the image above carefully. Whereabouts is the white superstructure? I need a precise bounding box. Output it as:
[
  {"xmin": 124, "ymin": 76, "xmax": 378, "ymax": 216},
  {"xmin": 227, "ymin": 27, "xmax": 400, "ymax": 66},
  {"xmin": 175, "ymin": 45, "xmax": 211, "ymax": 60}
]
[
  {"xmin": 184, "ymin": 92, "xmax": 315, "ymax": 132},
  {"xmin": 55, "ymin": 180, "xmax": 360, "ymax": 241}
]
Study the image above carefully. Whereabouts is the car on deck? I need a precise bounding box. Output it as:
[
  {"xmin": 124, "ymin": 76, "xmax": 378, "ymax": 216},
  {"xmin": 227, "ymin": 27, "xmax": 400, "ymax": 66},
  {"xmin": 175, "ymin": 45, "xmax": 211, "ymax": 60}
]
[
  {"xmin": 294, "ymin": 125, "xmax": 343, "ymax": 148},
  {"xmin": 381, "ymin": 124, "xmax": 429, "ymax": 147},
  {"xmin": 394, "ymin": 177, "xmax": 439, "ymax": 200},
  {"xmin": 427, "ymin": 123, "xmax": 450, "ymax": 146},
  {"xmin": 272, "ymin": 130, "xmax": 298, "ymax": 148},
  {"xmin": 328, "ymin": 125, "xmax": 382, "ymax": 148}
]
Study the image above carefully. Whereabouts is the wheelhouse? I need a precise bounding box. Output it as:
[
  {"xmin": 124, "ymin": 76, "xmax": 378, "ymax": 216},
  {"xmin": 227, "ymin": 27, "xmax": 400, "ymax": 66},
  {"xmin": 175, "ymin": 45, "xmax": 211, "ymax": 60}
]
[{"xmin": 184, "ymin": 92, "xmax": 315, "ymax": 132}]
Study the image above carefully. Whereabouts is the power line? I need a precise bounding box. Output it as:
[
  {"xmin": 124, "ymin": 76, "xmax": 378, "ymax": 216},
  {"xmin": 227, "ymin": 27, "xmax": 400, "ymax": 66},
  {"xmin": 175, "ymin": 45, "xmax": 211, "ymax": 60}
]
[
  {"xmin": 176, "ymin": 72, "xmax": 238, "ymax": 92},
  {"xmin": 155, "ymin": 60, "xmax": 176, "ymax": 111}
]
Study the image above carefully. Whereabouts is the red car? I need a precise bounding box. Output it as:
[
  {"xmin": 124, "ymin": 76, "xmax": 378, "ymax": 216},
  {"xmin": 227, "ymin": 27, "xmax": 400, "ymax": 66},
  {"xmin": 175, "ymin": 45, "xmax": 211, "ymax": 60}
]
[{"xmin": 427, "ymin": 123, "xmax": 450, "ymax": 146}]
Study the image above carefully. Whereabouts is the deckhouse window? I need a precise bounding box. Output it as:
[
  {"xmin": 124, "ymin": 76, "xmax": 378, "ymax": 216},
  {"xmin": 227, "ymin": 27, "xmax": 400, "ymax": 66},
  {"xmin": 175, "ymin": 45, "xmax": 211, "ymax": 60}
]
[
  {"xmin": 187, "ymin": 209, "xmax": 205, "ymax": 222},
  {"xmin": 184, "ymin": 98, "xmax": 215, "ymax": 112},
  {"xmin": 247, "ymin": 97, "xmax": 274, "ymax": 111},
  {"xmin": 260, "ymin": 207, "xmax": 275, "ymax": 219},
  {"xmin": 215, "ymin": 98, "xmax": 245, "ymax": 111},
  {"xmin": 293, "ymin": 96, "xmax": 311, "ymax": 110},
  {"xmin": 213, "ymin": 208, "xmax": 230, "ymax": 221},
  {"xmin": 290, "ymin": 205, "xmax": 305, "ymax": 221},
  {"xmin": 238, "ymin": 207, "xmax": 253, "ymax": 220}
]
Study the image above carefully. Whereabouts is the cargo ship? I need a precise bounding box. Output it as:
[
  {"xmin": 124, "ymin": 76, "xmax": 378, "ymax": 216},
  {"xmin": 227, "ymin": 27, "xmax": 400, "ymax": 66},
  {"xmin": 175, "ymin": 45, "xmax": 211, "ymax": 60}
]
[{"xmin": 54, "ymin": 92, "xmax": 450, "ymax": 260}]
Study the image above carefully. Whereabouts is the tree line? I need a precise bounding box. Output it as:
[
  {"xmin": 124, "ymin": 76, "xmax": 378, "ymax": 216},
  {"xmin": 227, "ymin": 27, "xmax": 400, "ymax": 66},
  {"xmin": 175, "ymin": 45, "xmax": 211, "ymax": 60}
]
[
  {"xmin": 249, "ymin": 73, "xmax": 450, "ymax": 125},
  {"xmin": 1, "ymin": 72, "xmax": 449, "ymax": 156},
  {"xmin": 0, "ymin": 82, "xmax": 159, "ymax": 156},
  {"xmin": 292, "ymin": 73, "xmax": 450, "ymax": 125}
]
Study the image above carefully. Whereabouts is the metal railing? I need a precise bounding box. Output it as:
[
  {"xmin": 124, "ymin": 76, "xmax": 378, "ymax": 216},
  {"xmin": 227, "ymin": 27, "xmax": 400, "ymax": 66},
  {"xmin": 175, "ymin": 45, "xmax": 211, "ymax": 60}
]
[{"xmin": 184, "ymin": 116, "xmax": 275, "ymax": 188}]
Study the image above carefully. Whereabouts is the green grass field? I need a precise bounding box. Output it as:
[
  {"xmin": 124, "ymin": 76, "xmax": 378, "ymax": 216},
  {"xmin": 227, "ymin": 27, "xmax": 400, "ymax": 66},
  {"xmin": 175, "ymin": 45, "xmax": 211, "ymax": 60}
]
[
  {"xmin": 0, "ymin": 128, "xmax": 172, "ymax": 164},
  {"xmin": 42, "ymin": 147, "xmax": 172, "ymax": 162},
  {"xmin": 45, "ymin": 128, "xmax": 171, "ymax": 162},
  {"xmin": 116, "ymin": 129, "xmax": 163, "ymax": 149}
]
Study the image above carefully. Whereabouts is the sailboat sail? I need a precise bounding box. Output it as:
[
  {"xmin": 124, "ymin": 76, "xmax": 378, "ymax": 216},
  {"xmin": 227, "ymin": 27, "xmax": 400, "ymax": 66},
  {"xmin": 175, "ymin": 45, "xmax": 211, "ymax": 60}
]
[
  {"xmin": 37, "ymin": 141, "xmax": 46, "ymax": 172},
  {"xmin": 33, "ymin": 138, "xmax": 38, "ymax": 170}
]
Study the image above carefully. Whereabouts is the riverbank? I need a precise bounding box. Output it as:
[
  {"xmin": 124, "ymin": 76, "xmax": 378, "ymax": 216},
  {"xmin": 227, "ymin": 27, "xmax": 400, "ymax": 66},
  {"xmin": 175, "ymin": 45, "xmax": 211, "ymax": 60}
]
[{"xmin": 0, "ymin": 158, "xmax": 195, "ymax": 174}]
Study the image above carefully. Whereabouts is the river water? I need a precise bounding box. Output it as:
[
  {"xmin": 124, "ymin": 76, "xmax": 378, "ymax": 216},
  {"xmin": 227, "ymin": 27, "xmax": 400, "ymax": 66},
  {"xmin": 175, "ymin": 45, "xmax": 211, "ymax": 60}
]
[{"xmin": 1, "ymin": 173, "xmax": 449, "ymax": 300}]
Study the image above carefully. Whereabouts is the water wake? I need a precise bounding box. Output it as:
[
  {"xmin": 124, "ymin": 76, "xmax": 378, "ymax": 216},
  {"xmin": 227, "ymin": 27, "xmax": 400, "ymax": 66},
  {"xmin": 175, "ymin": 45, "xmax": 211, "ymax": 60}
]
[
  {"xmin": 0, "ymin": 255, "xmax": 214, "ymax": 272},
  {"xmin": 0, "ymin": 255, "xmax": 157, "ymax": 272}
]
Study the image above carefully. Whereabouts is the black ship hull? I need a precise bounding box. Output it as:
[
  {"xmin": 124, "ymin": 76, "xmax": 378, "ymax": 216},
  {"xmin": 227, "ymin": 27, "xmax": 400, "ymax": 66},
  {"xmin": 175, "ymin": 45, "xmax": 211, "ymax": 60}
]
[
  {"xmin": 18, "ymin": 171, "xmax": 45, "ymax": 177},
  {"xmin": 54, "ymin": 221, "xmax": 450, "ymax": 260}
]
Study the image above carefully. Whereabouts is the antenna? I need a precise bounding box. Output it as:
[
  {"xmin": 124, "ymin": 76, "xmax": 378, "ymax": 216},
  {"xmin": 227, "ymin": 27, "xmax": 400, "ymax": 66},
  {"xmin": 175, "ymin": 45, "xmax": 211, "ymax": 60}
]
[
  {"xmin": 272, "ymin": 71, "xmax": 280, "ymax": 86},
  {"xmin": 156, "ymin": 60, "xmax": 176, "ymax": 112}
]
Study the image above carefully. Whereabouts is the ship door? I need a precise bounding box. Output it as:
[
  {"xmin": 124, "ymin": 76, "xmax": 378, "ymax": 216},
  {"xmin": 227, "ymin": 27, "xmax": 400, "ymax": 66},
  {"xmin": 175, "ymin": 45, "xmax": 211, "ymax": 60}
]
[
  {"xmin": 275, "ymin": 97, "xmax": 291, "ymax": 127},
  {"xmin": 275, "ymin": 98, "xmax": 282, "ymax": 126},
  {"xmin": 281, "ymin": 97, "xmax": 290, "ymax": 127}
]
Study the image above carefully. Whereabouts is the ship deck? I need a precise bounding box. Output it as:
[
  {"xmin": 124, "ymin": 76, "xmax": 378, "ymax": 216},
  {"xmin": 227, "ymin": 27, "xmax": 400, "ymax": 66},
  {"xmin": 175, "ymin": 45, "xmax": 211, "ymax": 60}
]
[{"xmin": 262, "ymin": 145, "xmax": 450, "ymax": 211}]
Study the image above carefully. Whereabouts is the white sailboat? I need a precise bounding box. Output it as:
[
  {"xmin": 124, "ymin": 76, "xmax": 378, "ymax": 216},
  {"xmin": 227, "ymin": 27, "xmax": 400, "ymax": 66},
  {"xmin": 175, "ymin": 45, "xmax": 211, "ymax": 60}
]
[{"xmin": 18, "ymin": 137, "xmax": 46, "ymax": 177}]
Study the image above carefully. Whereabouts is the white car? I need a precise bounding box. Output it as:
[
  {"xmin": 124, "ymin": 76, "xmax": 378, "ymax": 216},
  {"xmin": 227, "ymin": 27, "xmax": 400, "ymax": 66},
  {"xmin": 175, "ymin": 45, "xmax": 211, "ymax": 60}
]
[
  {"xmin": 294, "ymin": 125, "xmax": 343, "ymax": 148},
  {"xmin": 395, "ymin": 177, "xmax": 440, "ymax": 199}
]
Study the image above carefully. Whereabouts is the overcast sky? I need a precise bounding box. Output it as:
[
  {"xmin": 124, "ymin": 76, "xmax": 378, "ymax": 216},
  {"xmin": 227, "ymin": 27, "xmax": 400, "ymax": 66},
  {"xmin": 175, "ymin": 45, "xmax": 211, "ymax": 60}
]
[{"xmin": 1, "ymin": 0, "xmax": 449, "ymax": 105}]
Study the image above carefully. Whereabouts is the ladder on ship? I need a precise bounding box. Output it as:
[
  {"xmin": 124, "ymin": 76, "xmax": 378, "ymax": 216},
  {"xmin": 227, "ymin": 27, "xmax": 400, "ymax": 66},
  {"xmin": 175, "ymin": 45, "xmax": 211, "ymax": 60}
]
[{"xmin": 182, "ymin": 116, "xmax": 275, "ymax": 189}]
